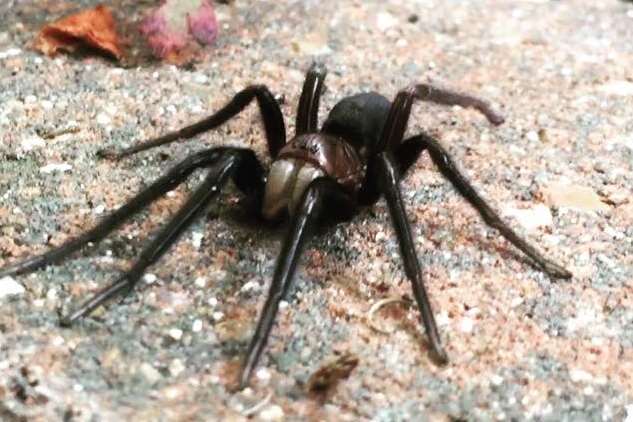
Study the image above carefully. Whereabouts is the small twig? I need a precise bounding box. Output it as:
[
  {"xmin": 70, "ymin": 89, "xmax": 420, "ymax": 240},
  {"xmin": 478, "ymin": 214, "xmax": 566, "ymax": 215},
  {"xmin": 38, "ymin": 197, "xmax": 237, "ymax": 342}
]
[
  {"xmin": 241, "ymin": 390, "xmax": 273, "ymax": 417},
  {"xmin": 367, "ymin": 296, "xmax": 413, "ymax": 334}
]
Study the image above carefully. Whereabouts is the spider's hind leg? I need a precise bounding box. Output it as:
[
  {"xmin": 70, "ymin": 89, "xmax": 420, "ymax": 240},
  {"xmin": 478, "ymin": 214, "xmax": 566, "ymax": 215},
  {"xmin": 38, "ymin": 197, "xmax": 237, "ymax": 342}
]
[{"xmin": 402, "ymin": 133, "xmax": 571, "ymax": 279}]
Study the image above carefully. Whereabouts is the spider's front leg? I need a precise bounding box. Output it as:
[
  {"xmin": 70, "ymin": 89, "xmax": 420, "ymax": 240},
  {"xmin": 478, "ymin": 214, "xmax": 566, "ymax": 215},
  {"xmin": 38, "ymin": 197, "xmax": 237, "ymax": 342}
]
[
  {"xmin": 238, "ymin": 177, "xmax": 354, "ymax": 389},
  {"xmin": 295, "ymin": 63, "xmax": 327, "ymax": 135},
  {"xmin": 0, "ymin": 147, "xmax": 266, "ymax": 325},
  {"xmin": 0, "ymin": 148, "xmax": 238, "ymax": 278},
  {"xmin": 98, "ymin": 85, "xmax": 286, "ymax": 160}
]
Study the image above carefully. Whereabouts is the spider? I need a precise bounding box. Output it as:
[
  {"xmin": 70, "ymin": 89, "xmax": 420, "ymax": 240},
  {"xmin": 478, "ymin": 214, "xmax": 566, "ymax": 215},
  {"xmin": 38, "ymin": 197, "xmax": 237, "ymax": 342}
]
[{"xmin": 0, "ymin": 64, "xmax": 571, "ymax": 389}]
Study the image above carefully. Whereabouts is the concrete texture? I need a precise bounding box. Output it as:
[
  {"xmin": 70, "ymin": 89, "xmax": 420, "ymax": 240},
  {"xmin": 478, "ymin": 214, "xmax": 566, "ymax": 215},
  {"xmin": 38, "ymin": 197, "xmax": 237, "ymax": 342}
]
[{"xmin": 1, "ymin": 0, "xmax": 632, "ymax": 420}]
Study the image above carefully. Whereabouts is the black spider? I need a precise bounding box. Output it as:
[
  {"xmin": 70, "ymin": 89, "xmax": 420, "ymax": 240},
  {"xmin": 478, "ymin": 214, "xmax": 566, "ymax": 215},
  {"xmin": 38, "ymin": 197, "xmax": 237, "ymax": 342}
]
[{"xmin": 0, "ymin": 64, "xmax": 571, "ymax": 389}]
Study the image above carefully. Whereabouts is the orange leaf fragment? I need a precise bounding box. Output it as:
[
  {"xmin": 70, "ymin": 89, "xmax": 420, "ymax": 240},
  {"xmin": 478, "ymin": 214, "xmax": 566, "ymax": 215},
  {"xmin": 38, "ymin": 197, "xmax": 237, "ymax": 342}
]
[{"xmin": 34, "ymin": 5, "xmax": 124, "ymax": 60}]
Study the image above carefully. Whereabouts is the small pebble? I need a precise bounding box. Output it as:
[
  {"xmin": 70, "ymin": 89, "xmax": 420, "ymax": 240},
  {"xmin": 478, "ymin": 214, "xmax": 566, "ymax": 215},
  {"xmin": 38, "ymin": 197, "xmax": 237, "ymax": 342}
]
[
  {"xmin": 544, "ymin": 183, "xmax": 609, "ymax": 212},
  {"xmin": 569, "ymin": 368, "xmax": 593, "ymax": 383},
  {"xmin": 458, "ymin": 317, "xmax": 475, "ymax": 333},
  {"xmin": 192, "ymin": 319, "xmax": 203, "ymax": 332},
  {"xmin": 194, "ymin": 277, "xmax": 207, "ymax": 288},
  {"xmin": 139, "ymin": 363, "xmax": 162, "ymax": 384},
  {"xmin": 502, "ymin": 204, "xmax": 553, "ymax": 232},
  {"xmin": 20, "ymin": 135, "xmax": 45, "ymax": 151},
  {"xmin": 169, "ymin": 358, "xmax": 186, "ymax": 377},
  {"xmin": 168, "ymin": 328, "xmax": 184, "ymax": 341},
  {"xmin": 376, "ymin": 12, "xmax": 398, "ymax": 32},
  {"xmin": 0, "ymin": 276, "xmax": 25, "ymax": 298},
  {"xmin": 96, "ymin": 112, "xmax": 111, "ymax": 125},
  {"xmin": 240, "ymin": 279, "xmax": 260, "ymax": 293},
  {"xmin": 256, "ymin": 368, "xmax": 271, "ymax": 383},
  {"xmin": 40, "ymin": 163, "xmax": 72, "ymax": 173},
  {"xmin": 598, "ymin": 80, "xmax": 633, "ymax": 96},
  {"xmin": 258, "ymin": 404, "xmax": 284, "ymax": 421}
]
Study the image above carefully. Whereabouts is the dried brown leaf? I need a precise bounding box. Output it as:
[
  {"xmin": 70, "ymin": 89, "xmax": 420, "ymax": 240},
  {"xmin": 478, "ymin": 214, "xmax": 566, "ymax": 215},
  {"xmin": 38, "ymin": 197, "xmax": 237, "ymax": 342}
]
[{"xmin": 33, "ymin": 5, "xmax": 124, "ymax": 60}]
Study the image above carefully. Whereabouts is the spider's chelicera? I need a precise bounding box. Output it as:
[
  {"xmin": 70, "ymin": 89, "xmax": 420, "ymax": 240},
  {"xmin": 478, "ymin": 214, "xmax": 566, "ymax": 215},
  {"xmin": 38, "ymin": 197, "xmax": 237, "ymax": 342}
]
[{"xmin": 0, "ymin": 64, "xmax": 571, "ymax": 388}]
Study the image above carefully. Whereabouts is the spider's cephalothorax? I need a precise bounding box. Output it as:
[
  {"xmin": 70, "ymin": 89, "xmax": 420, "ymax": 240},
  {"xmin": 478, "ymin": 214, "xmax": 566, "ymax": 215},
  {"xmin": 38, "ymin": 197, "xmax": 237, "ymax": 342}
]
[
  {"xmin": 0, "ymin": 64, "xmax": 571, "ymax": 389},
  {"xmin": 262, "ymin": 133, "xmax": 364, "ymax": 220}
]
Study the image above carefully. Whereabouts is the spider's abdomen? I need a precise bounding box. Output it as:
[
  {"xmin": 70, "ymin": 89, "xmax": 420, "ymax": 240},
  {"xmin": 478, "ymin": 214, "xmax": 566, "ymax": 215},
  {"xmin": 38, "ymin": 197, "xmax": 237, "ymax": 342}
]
[{"xmin": 261, "ymin": 134, "xmax": 364, "ymax": 220}]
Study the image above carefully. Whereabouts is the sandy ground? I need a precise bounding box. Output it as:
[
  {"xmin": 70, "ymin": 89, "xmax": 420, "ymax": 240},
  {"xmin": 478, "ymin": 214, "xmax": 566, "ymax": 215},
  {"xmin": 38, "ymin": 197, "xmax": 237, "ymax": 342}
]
[{"xmin": 1, "ymin": 0, "xmax": 632, "ymax": 420}]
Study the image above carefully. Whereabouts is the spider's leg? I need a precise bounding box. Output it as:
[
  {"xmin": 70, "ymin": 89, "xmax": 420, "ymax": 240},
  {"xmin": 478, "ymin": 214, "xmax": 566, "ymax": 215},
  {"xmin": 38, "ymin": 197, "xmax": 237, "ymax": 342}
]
[
  {"xmin": 413, "ymin": 84, "xmax": 504, "ymax": 126},
  {"xmin": 0, "ymin": 148, "xmax": 241, "ymax": 278},
  {"xmin": 375, "ymin": 153, "xmax": 448, "ymax": 364},
  {"xmin": 376, "ymin": 85, "xmax": 504, "ymax": 153},
  {"xmin": 296, "ymin": 63, "xmax": 326, "ymax": 135},
  {"xmin": 395, "ymin": 135, "xmax": 429, "ymax": 175},
  {"xmin": 239, "ymin": 178, "xmax": 354, "ymax": 389},
  {"xmin": 98, "ymin": 85, "xmax": 286, "ymax": 160},
  {"xmin": 405, "ymin": 133, "xmax": 571, "ymax": 279},
  {"xmin": 61, "ymin": 149, "xmax": 260, "ymax": 325}
]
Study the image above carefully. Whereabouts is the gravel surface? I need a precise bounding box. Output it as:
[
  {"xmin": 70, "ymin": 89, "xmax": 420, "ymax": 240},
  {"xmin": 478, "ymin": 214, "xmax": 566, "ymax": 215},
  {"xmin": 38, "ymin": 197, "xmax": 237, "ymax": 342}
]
[{"xmin": 1, "ymin": 0, "xmax": 632, "ymax": 420}]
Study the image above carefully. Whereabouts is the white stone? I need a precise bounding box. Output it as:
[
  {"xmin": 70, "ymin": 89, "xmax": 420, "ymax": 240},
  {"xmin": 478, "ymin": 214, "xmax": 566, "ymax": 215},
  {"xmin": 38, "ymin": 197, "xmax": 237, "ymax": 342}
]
[
  {"xmin": 40, "ymin": 163, "xmax": 72, "ymax": 173},
  {"xmin": 143, "ymin": 273, "xmax": 157, "ymax": 284},
  {"xmin": 259, "ymin": 405, "xmax": 284, "ymax": 421},
  {"xmin": 96, "ymin": 112, "xmax": 111, "ymax": 125},
  {"xmin": 212, "ymin": 311, "xmax": 224, "ymax": 321},
  {"xmin": 490, "ymin": 374, "xmax": 504, "ymax": 386},
  {"xmin": 0, "ymin": 276, "xmax": 25, "ymax": 298},
  {"xmin": 435, "ymin": 311, "xmax": 450, "ymax": 327},
  {"xmin": 598, "ymin": 80, "xmax": 633, "ymax": 96},
  {"xmin": 510, "ymin": 297, "xmax": 524, "ymax": 308},
  {"xmin": 20, "ymin": 135, "xmax": 45, "ymax": 151},
  {"xmin": 0, "ymin": 47, "xmax": 21, "ymax": 59},
  {"xmin": 458, "ymin": 317, "xmax": 474, "ymax": 333},
  {"xmin": 139, "ymin": 362, "xmax": 162, "ymax": 384},
  {"xmin": 376, "ymin": 12, "xmax": 398, "ymax": 32},
  {"xmin": 525, "ymin": 130, "xmax": 540, "ymax": 142},
  {"xmin": 194, "ymin": 277, "xmax": 207, "ymax": 288},
  {"xmin": 625, "ymin": 404, "xmax": 633, "ymax": 422},
  {"xmin": 192, "ymin": 319, "xmax": 203, "ymax": 332},
  {"xmin": 168, "ymin": 328, "xmax": 183, "ymax": 341},
  {"xmin": 168, "ymin": 358, "xmax": 186, "ymax": 377},
  {"xmin": 502, "ymin": 204, "xmax": 553, "ymax": 232},
  {"xmin": 569, "ymin": 368, "xmax": 593, "ymax": 383},
  {"xmin": 191, "ymin": 231, "xmax": 204, "ymax": 249},
  {"xmin": 256, "ymin": 368, "xmax": 271, "ymax": 382},
  {"xmin": 240, "ymin": 279, "xmax": 260, "ymax": 293}
]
